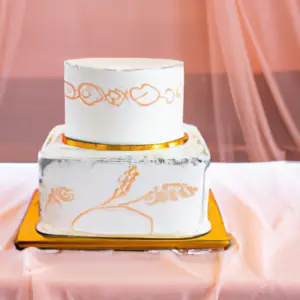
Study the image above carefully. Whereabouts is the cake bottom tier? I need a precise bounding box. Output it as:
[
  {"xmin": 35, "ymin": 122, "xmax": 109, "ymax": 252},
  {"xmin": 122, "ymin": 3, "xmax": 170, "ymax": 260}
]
[
  {"xmin": 38, "ymin": 124, "xmax": 211, "ymax": 239},
  {"xmin": 38, "ymin": 160, "xmax": 211, "ymax": 239}
]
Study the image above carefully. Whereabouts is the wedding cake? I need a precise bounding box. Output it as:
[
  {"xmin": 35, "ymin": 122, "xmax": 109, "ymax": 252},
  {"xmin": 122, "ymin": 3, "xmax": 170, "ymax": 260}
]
[{"xmin": 37, "ymin": 58, "xmax": 211, "ymax": 238}]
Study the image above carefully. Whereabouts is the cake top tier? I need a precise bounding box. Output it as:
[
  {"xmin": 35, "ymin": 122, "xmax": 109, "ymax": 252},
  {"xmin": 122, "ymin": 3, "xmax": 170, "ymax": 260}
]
[{"xmin": 64, "ymin": 58, "xmax": 184, "ymax": 146}]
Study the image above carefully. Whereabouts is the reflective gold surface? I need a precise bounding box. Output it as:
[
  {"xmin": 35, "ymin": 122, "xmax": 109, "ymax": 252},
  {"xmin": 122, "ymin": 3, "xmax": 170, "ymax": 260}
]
[
  {"xmin": 15, "ymin": 189, "xmax": 231, "ymax": 251},
  {"xmin": 62, "ymin": 133, "xmax": 189, "ymax": 151}
]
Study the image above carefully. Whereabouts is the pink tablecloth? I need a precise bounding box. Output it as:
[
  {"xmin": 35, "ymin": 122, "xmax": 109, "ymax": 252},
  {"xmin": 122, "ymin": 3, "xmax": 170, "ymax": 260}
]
[{"xmin": 0, "ymin": 162, "xmax": 299, "ymax": 300}]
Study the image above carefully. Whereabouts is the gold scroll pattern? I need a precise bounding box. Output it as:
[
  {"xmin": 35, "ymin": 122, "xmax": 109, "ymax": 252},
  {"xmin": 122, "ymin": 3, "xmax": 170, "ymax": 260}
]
[
  {"xmin": 71, "ymin": 166, "xmax": 198, "ymax": 233},
  {"xmin": 64, "ymin": 81, "xmax": 182, "ymax": 107},
  {"xmin": 44, "ymin": 187, "xmax": 75, "ymax": 211}
]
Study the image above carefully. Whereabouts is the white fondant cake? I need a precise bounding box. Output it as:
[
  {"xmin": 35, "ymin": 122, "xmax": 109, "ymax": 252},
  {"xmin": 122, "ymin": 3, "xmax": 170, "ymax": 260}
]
[
  {"xmin": 64, "ymin": 58, "xmax": 184, "ymax": 145},
  {"xmin": 37, "ymin": 58, "xmax": 211, "ymax": 238}
]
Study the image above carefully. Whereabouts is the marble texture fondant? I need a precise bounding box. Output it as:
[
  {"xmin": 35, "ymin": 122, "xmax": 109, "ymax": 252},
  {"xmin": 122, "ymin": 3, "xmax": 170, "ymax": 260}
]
[{"xmin": 37, "ymin": 124, "xmax": 211, "ymax": 238}]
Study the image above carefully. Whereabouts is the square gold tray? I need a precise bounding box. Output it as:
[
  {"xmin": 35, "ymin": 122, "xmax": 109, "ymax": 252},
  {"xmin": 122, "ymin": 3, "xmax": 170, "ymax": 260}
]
[{"xmin": 15, "ymin": 189, "xmax": 231, "ymax": 251}]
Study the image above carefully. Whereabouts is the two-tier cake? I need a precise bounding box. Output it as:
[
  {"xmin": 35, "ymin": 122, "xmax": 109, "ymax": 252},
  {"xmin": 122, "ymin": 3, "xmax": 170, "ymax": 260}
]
[{"xmin": 37, "ymin": 58, "xmax": 211, "ymax": 238}]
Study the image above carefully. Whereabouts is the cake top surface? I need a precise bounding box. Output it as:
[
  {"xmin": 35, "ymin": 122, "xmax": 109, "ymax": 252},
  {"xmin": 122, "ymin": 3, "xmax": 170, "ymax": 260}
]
[{"xmin": 65, "ymin": 58, "xmax": 183, "ymax": 71}]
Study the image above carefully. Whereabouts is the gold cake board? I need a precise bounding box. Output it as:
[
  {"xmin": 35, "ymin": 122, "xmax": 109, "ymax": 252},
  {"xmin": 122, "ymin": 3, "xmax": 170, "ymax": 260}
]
[{"xmin": 15, "ymin": 190, "xmax": 231, "ymax": 251}]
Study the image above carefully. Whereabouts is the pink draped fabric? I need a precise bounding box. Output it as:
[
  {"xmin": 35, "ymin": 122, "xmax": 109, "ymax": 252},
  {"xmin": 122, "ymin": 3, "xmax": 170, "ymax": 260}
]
[
  {"xmin": 0, "ymin": 0, "xmax": 26, "ymax": 100},
  {"xmin": 1, "ymin": 162, "xmax": 300, "ymax": 299},
  {"xmin": 0, "ymin": 0, "xmax": 300, "ymax": 162}
]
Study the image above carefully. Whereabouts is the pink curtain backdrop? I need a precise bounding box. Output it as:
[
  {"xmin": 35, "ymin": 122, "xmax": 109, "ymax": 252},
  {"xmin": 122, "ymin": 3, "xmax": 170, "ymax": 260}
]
[{"xmin": 0, "ymin": 0, "xmax": 300, "ymax": 162}]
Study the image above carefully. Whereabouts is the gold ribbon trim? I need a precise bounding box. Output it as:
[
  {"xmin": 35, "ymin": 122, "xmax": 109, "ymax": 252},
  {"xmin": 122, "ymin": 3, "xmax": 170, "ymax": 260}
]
[{"xmin": 62, "ymin": 133, "xmax": 189, "ymax": 151}]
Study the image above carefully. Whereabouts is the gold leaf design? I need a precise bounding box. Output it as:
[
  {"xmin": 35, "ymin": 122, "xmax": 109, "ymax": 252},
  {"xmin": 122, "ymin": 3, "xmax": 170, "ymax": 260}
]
[
  {"xmin": 55, "ymin": 187, "xmax": 75, "ymax": 202},
  {"xmin": 100, "ymin": 165, "xmax": 140, "ymax": 206},
  {"xmin": 45, "ymin": 187, "xmax": 74, "ymax": 211},
  {"xmin": 122, "ymin": 183, "xmax": 198, "ymax": 206}
]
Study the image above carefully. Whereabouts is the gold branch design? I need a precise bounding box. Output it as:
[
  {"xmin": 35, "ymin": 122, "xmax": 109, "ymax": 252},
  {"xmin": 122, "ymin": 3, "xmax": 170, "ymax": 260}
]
[
  {"xmin": 64, "ymin": 81, "xmax": 182, "ymax": 107},
  {"xmin": 99, "ymin": 165, "xmax": 140, "ymax": 207},
  {"xmin": 71, "ymin": 166, "xmax": 198, "ymax": 233}
]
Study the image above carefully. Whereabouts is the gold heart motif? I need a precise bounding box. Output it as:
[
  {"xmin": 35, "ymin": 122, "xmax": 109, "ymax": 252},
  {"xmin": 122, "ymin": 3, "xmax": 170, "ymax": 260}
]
[{"xmin": 129, "ymin": 84, "xmax": 160, "ymax": 106}]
